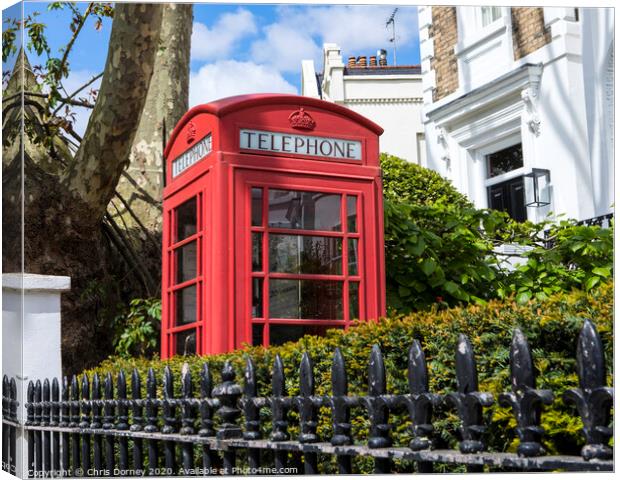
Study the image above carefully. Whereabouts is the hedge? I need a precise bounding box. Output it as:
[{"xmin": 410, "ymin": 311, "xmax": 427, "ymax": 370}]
[{"xmin": 87, "ymin": 281, "xmax": 613, "ymax": 472}]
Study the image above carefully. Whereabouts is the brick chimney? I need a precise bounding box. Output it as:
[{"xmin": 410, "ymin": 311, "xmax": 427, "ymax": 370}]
[
  {"xmin": 369, "ymin": 55, "xmax": 377, "ymax": 67},
  {"xmin": 347, "ymin": 56, "xmax": 356, "ymax": 67},
  {"xmin": 357, "ymin": 55, "xmax": 367, "ymax": 67}
]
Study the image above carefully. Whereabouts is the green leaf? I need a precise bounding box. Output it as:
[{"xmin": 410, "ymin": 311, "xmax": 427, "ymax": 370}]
[
  {"xmin": 420, "ymin": 258, "xmax": 437, "ymax": 276},
  {"xmin": 585, "ymin": 276, "xmax": 600, "ymax": 291},
  {"xmin": 592, "ymin": 267, "xmax": 611, "ymax": 278},
  {"xmin": 516, "ymin": 291, "xmax": 532, "ymax": 305}
]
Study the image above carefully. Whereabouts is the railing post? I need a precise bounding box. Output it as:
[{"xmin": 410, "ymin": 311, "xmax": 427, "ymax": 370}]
[
  {"xmin": 445, "ymin": 334, "xmax": 494, "ymax": 472},
  {"xmin": 198, "ymin": 363, "xmax": 218, "ymax": 473},
  {"xmin": 213, "ymin": 361, "xmax": 242, "ymax": 474},
  {"xmin": 243, "ymin": 357, "xmax": 261, "ymax": 472},
  {"xmin": 79, "ymin": 374, "xmax": 91, "ymax": 475},
  {"xmin": 59, "ymin": 376, "xmax": 70, "ymax": 475},
  {"xmin": 91, "ymin": 373, "xmax": 103, "ymax": 473},
  {"xmin": 269, "ymin": 354, "xmax": 290, "ymax": 473},
  {"xmin": 70, "ymin": 375, "xmax": 80, "ymax": 475},
  {"xmin": 405, "ymin": 340, "xmax": 438, "ymax": 473},
  {"xmin": 3, "ymin": 376, "xmax": 10, "ymax": 472},
  {"xmin": 25, "ymin": 381, "xmax": 35, "ymax": 478},
  {"xmin": 364, "ymin": 345, "xmax": 391, "ymax": 474},
  {"xmin": 180, "ymin": 363, "xmax": 195, "ymax": 475},
  {"xmin": 563, "ymin": 319, "xmax": 613, "ymax": 461},
  {"xmin": 297, "ymin": 352, "xmax": 319, "ymax": 474},
  {"xmin": 9, "ymin": 378, "xmax": 18, "ymax": 476},
  {"xmin": 116, "ymin": 370, "xmax": 129, "ymax": 472},
  {"xmin": 102, "ymin": 372, "xmax": 116, "ymax": 475},
  {"xmin": 162, "ymin": 366, "xmax": 178, "ymax": 473},
  {"xmin": 51, "ymin": 378, "xmax": 60, "ymax": 475},
  {"xmin": 499, "ymin": 329, "xmax": 553, "ymax": 457},
  {"xmin": 129, "ymin": 369, "xmax": 142, "ymax": 475},
  {"xmin": 330, "ymin": 348, "xmax": 352, "ymax": 474},
  {"xmin": 144, "ymin": 368, "xmax": 159, "ymax": 475},
  {"xmin": 42, "ymin": 379, "xmax": 51, "ymax": 475},
  {"xmin": 34, "ymin": 380, "xmax": 42, "ymax": 477}
]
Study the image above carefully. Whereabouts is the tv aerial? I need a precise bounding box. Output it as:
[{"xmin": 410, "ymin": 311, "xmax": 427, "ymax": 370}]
[{"xmin": 386, "ymin": 8, "xmax": 399, "ymax": 65}]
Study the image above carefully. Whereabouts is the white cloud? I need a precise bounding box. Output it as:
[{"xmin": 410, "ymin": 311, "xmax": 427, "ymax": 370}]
[
  {"xmin": 191, "ymin": 9, "xmax": 257, "ymax": 61},
  {"xmin": 189, "ymin": 60, "xmax": 297, "ymax": 107},
  {"xmin": 250, "ymin": 23, "xmax": 321, "ymax": 73}
]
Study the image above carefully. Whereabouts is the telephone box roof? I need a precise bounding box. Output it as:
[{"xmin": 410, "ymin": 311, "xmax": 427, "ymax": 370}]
[{"xmin": 164, "ymin": 93, "xmax": 384, "ymax": 158}]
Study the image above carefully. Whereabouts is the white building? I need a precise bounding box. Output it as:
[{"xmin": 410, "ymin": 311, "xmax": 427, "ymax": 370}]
[
  {"xmin": 419, "ymin": 6, "xmax": 614, "ymax": 224},
  {"xmin": 301, "ymin": 43, "xmax": 426, "ymax": 164}
]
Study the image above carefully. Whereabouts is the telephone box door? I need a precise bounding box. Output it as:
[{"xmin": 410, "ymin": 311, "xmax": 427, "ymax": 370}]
[{"xmin": 234, "ymin": 169, "xmax": 382, "ymax": 347}]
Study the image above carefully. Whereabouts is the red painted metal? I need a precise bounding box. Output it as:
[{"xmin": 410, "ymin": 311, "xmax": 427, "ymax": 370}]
[{"xmin": 161, "ymin": 94, "xmax": 385, "ymax": 358}]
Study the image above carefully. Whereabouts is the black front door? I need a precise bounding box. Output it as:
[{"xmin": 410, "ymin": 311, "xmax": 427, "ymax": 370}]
[{"xmin": 488, "ymin": 176, "xmax": 526, "ymax": 222}]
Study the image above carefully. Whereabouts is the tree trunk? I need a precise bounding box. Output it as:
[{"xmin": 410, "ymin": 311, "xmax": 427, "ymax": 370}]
[
  {"xmin": 62, "ymin": 3, "xmax": 164, "ymax": 218},
  {"xmin": 113, "ymin": 4, "xmax": 193, "ymax": 232}
]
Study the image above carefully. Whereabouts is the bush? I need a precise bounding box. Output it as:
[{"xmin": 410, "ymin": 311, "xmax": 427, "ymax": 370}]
[
  {"xmin": 112, "ymin": 298, "xmax": 161, "ymax": 358},
  {"xmin": 86, "ymin": 281, "xmax": 613, "ymax": 472}
]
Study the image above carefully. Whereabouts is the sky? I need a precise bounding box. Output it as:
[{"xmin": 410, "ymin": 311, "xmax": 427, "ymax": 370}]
[{"xmin": 3, "ymin": 2, "xmax": 420, "ymax": 135}]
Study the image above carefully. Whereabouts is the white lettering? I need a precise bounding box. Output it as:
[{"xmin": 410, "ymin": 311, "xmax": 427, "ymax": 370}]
[
  {"xmin": 239, "ymin": 129, "xmax": 361, "ymax": 160},
  {"xmin": 171, "ymin": 134, "xmax": 212, "ymax": 177}
]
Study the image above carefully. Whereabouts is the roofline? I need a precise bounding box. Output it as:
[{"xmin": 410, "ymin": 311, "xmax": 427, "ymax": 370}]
[{"xmin": 164, "ymin": 94, "xmax": 384, "ymax": 158}]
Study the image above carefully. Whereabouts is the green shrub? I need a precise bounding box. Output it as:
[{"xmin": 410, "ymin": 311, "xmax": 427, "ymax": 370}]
[
  {"xmin": 113, "ymin": 298, "xmax": 161, "ymax": 358},
  {"xmin": 86, "ymin": 281, "xmax": 613, "ymax": 473}
]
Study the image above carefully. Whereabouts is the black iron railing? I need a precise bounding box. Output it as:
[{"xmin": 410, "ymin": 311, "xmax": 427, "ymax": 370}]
[{"xmin": 1, "ymin": 319, "xmax": 614, "ymax": 476}]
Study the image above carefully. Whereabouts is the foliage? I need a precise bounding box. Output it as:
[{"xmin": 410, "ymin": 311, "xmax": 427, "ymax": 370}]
[
  {"xmin": 85, "ymin": 281, "xmax": 613, "ymax": 472},
  {"xmin": 380, "ymin": 153, "xmax": 613, "ymax": 313},
  {"xmin": 499, "ymin": 218, "xmax": 614, "ymax": 304},
  {"xmin": 380, "ymin": 153, "xmax": 471, "ymax": 207},
  {"xmin": 113, "ymin": 298, "xmax": 161, "ymax": 358}
]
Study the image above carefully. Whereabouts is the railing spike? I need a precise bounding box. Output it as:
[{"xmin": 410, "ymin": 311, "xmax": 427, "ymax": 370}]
[
  {"xmin": 91, "ymin": 373, "xmax": 102, "ymax": 429},
  {"xmin": 144, "ymin": 368, "xmax": 158, "ymax": 433},
  {"xmin": 116, "ymin": 370, "xmax": 129, "ymax": 431},
  {"xmin": 243, "ymin": 356, "xmax": 261, "ymax": 441},
  {"xmin": 42, "ymin": 379, "xmax": 50, "ymax": 427},
  {"xmin": 198, "ymin": 363, "xmax": 215, "ymax": 437},
  {"xmin": 300, "ymin": 352, "xmax": 314, "ymax": 398},
  {"xmin": 577, "ymin": 318, "xmax": 606, "ymax": 391},
  {"xmin": 272, "ymin": 354, "xmax": 285, "ymax": 397},
  {"xmin": 408, "ymin": 339, "xmax": 428, "ymax": 395},
  {"xmin": 129, "ymin": 369, "xmax": 142, "ymax": 432},
  {"xmin": 180, "ymin": 362, "xmax": 195, "ymax": 435},
  {"xmin": 103, "ymin": 372, "xmax": 114, "ymax": 430},
  {"xmin": 368, "ymin": 344, "xmax": 386, "ymax": 397},
  {"xmin": 455, "ymin": 334, "xmax": 478, "ymax": 394},
  {"xmin": 331, "ymin": 348, "xmax": 348, "ymax": 398}
]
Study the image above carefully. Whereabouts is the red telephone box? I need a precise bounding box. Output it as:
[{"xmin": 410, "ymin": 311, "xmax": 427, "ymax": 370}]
[{"xmin": 161, "ymin": 94, "xmax": 386, "ymax": 358}]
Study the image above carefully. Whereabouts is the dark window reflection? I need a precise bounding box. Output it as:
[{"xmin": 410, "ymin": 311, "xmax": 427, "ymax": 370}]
[
  {"xmin": 176, "ymin": 197, "xmax": 197, "ymax": 241},
  {"xmin": 269, "ymin": 279, "xmax": 343, "ymax": 319},
  {"xmin": 175, "ymin": 284, "xmax": 197, "ymax": 325},
  {"xmin": 268, "ymin": 189, "xmax": 341, "ymax": 231},
  {"xmin": 252, "ymin": 278, "xmax": 263, "ymax": 318},
  {"xmin": 176, "ymin": 329, "xmax": 196, "ymax": 356},
  {"xmin": 487, "ymin": 143, "xmax": 523, "ymax": 178},
  {"xmin": 269, "ymin": 324, "xmax": 340, "ymax": 346},
  {"xmin": 347, "ymin": 196, "xmax": 358, "ymax": 232},
  {"xmin": 269, "ymin": 234, "xmax": 342, "ymax": 275},
  {"xmin": 349, "ymin": 282, "xmax": 359, "ymax": 319},
  {"xmin": 252, "ymin": 188, "xmax": 263, "ymax": 226},
  {"xmin": 175, "ymin": 241, "xmax": 197, "ymax": 283},
  {"xmin": 252, "ymin": 233, "xmax": 262, "ymax": 271},
  {"xmin": 348, "ymin": 239, "xmax": 358, "ymax": 275},
  {"xmin": 252, "ymin": 324, "xmax": 264, "ymax": 346}
]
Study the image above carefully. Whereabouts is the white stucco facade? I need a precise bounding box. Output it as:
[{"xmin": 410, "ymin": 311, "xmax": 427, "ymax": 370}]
[
  {"xmin": 419, "ymin": 6, "xmax": 614, "ymax": 223},
  {"xmin": 302, "ymin": 44, "xmax": 426, "ymax": 164}
]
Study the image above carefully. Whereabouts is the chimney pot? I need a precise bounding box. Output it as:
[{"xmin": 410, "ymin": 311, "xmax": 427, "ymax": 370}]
[
  {"xmin": 369, "ymin": 55, "xmax": 377, "ymax": 66},
  {"xmin": 358, "ymin": 55, "xmax": 367, "ymax": 67},
  {"xmin": 347, "ymin": 56, "xmax": 356, "ymax": 67},
  {"xmin": 378, "ymin": 49, "xmax": 388, "ymax": 66}
]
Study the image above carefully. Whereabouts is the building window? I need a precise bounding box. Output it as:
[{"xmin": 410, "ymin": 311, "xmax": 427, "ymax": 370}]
[
  {"xmin": 485, "ymin": 143, "xmax": 527, "ymax": 222},
  {"xmin": 480, "ymin": 6, "xmax": 503, "ymax": 27},
  {"xmin": 250, "ymin": 187, "xmax": 359, "ymax": 346}
]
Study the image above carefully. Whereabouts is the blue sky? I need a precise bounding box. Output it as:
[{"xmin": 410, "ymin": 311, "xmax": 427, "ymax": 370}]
[{"xmin": 3, "ymin": 2, "xmax": 420, "ymax": 133}]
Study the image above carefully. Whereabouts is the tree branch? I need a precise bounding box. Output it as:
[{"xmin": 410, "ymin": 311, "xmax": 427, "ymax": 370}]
[
  {"xmin": 57, "ymin": 3, "xmax": 94, "ymax": 83},
  {"xmin": 52, "ymin": 71, "xmax": 102, "ymax": 116}
]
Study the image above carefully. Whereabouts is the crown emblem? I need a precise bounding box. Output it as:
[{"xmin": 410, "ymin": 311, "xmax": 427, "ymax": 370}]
[
  {"xmin": 186, "ymin": 121, "xmax": 197, "ymax": 143},
  {"xmin": 288, "ymin": 108, "xmax": 316, "ymax": 130}
]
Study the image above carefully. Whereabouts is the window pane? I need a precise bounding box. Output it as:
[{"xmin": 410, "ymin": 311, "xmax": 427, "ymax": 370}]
[
  {"xmin": 252, "ymin": 233, "xmax": 263, "ymax": 271},
  {"xmin": 348, "ymin": 239, "xmax": 358, "ymax": 275},
  {"xmin": 175, "ymin": 284, "xmax": 197, "ymax": 325},
  {"xmin": 487, "ymin": 143, "xmax": 523, "ymax": 178},
  {"xmin": 269, "ymin": 235, "xmax": 342, "ymax": 275},
  {"xmin": 269, "ymin": 279, "xmax": 343, "ymax": 319},
  {"xmin": 252, "ymin": 278, "xmax": 263, "ymax": 318},
  {"xmin": 347, "ymin": 196, "xmax": 358, "ymax": 232},
  {"xmin": 268, "ymin": 189, "xmax": 342, "ymax": 231},
  {"xmin": 252, "ymin": 324, "xmax": 264, "ymax": 346},
  {"xmin": 349, "ymin": 282, "xmax": 359, "ymax": 319},
  {"xmin": 176, "ymin": 197, "xmax": 197, "ymax": 241},
  {"xmin": 176, "ymin": 329, "xmax": 196, "ymax": 356},
  {"xmin": 481, "ymin": 6, "xmax": 501, "ymax": 26},
  {"xmin": 252, "ymin": 188, "xmax": 263, "ymax": 226},
  {"xmin": 269, "ymin": 324, "xmax": 341, "ymax": 346},
  {"xmin": 175, "ymin": 241, "xmax": 197, "ymax": 283}
]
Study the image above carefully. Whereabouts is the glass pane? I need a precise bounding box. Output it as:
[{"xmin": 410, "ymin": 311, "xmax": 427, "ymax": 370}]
[
  {"xmin": 268, "ymin": 189, "xmax": 342, "ymax": 231},
  {"xmin": 347, "ymin": 196, "xmax": 358, "ymax": 232},
  {"xmin": 176, "ymin": 197, "xmax": 197, "ymax": 241},
  {"xmin": 252, "ymin": 233, "xmax": 262, "ymax": 271},
  {"xmin": 252, "ymin": 278, "xmax": 263, "ymax": 318},
  {"xmin": 349, "ymin": 282, "xmax": 359, "ymax": 319},
  {"xmin": 269, "ymin": 235, "xmax": 342, "ymax": 275},
  {"xmin": 269, "ymin": 279, "xmax": 343, "ymax": 319},
  {"xmin": 252, "ymin": 188, "xmax": 263, "ymax": 226},
  {"xmin": 252, "ymin": 324, "xmax": 264, "ymax": 346},
  {"xmin": 487, "ymin": 143, "xmax": 523, "ymax": 178},
  {"xmin": 175, "ymin": 241, "xmax": 197, "ymax": 283},
  {"xmin": 348, "ymin": 239, "xmax": 358, "ymax": 275},
  {"xmin": 176, "ymin": 329, "xmax": 196, "ymax": 356},
  {"xmin": 175, "ymin": 285, "xmax": 197, "ymax": 325},
  {"xmin": 481, "ymin": 6, "xmax": 502, "ymax": 26},
  {"xmin": 269, "ymin": 324, "xmax": 340, "ymax": 346}
]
